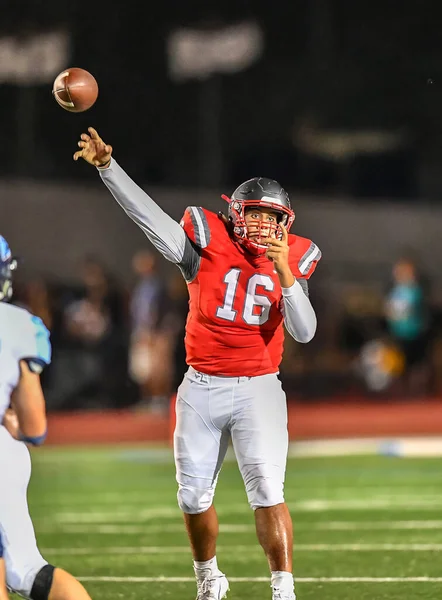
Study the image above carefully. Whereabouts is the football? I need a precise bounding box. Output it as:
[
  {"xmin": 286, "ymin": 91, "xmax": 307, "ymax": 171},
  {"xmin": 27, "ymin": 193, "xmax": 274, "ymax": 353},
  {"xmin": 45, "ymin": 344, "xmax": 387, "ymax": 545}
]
[{"xmin": 52, "ymin": 67, "xmax": 99, "ymax": 113}]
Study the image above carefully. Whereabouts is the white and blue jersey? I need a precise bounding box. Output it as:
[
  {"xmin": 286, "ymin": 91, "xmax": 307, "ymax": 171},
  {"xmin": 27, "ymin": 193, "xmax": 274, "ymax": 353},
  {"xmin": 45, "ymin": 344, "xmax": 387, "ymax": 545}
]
[{"xmin": 0, "ymin": 303, "xmax": 51, "ymax": 422}]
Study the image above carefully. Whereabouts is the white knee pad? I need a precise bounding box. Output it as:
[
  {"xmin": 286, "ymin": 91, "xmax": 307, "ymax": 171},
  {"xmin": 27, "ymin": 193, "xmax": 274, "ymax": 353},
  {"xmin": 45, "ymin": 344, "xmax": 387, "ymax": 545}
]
[
  {"xmin": 6, "ymin": 555, "xmax": 48, "ymax": 598},
  {"xmin": 243, "ymin": 465, "xmax": 285, "ymax": 510},
  {"xmin": 177, "ymin": 484, "xmax": 215, "ymax": 514}
]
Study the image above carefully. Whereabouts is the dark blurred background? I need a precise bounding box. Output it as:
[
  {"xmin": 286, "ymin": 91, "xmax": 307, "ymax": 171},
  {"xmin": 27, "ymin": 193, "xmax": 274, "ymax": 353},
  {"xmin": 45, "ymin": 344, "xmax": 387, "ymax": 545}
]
[{"xmin": 2, "ymin": 0, "xmax": 442, "ymax": 413}]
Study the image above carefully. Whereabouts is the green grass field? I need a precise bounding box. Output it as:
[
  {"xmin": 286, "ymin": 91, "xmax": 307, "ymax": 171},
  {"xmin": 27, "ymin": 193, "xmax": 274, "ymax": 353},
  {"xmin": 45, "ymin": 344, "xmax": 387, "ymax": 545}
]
[{"xmin": 21, "ymin": 446, "xmax": 442, "ymax": 600}]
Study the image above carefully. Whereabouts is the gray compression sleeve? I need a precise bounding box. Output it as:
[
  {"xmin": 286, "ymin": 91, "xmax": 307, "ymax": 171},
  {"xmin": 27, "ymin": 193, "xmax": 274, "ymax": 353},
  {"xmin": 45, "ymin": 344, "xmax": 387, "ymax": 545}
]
[
  {"xmin": 280, "ymin": 280, "xmax": 317, "ymax": 343},
  {"xmin": 98, "ymin": 159, "xmax": 200, "ymax": 280}
]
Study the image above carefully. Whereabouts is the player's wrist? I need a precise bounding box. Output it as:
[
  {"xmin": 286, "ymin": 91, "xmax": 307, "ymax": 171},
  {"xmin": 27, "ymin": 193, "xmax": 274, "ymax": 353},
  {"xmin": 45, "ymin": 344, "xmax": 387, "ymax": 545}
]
[
  {"xmin": 277, "ymin": 266, "xmax": 295, "ymax": 288},
  {"xmin": 96, "ymin": 158, "xmax": 111, "ymax": 170}
]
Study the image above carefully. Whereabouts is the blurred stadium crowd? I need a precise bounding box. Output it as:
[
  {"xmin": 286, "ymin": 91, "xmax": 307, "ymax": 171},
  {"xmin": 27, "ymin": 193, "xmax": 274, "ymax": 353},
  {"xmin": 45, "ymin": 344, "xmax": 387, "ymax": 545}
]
[
  {"xmin": 11, "ymin": 251, "xmax": 187, "ymax": 414},
  {"xmin": 9, "ymin": 247, "xmax": 442, "ymax": 414}
]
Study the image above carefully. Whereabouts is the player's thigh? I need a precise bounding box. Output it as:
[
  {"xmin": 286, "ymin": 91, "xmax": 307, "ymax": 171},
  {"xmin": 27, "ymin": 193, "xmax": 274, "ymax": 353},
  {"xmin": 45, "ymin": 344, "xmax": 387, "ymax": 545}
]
[
  {"xmin": 174, "ymin": 371, "xmax": 230, "ymax": 488},
  {"xmin": 0, "ymin": 427, "xmax": 47, "ymax": 594},
  {"xmin": 231, "ymin": 374, "xmax": 288, "ymax": 481},
  {"xmin": 0, "ymin": 556, "xmax": 7, "ymax": 600}
]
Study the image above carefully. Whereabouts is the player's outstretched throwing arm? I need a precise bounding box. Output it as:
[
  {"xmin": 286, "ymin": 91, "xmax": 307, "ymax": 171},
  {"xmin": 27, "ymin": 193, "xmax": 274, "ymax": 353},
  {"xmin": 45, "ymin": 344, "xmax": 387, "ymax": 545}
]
[
  {"xmin": 73, "ymin": 128, "xmax": 199, "ymax": 280},
  {"xmin": 264, "ymin": 224, "xmax": 318, "ymax": 343}
]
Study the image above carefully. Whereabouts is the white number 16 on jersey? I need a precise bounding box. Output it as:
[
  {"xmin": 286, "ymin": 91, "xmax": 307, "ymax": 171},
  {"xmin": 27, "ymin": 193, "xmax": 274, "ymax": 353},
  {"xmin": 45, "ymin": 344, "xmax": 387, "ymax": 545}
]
[{"xmin": 216, "ymin": 268, "xmax": 275, "ymax": 326}]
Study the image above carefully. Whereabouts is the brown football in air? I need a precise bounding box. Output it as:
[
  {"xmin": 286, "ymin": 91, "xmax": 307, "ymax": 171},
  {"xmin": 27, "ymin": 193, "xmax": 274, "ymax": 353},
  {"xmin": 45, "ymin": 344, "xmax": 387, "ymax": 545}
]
[{"xmin": 52, "ymin": 67, "xmax": 98, "ymax": 113}]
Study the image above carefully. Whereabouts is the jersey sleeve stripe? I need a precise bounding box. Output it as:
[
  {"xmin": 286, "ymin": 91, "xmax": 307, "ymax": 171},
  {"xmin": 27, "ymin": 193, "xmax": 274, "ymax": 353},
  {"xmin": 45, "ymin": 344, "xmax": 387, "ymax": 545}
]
[
  {"xmin": 189, "ymin": 207, "xmax": 210, "ymax": 248},
  {"xmin": 0, "ymin": 236, "xmax": 11, "ymax": 260},
  {"xmin": 179, "ymin": 236, "xmax": 202, "ymax": 282},
  {"xmin": 196, "ymin": 207, "xmax": 211, "ymax": 246},
  {"xmin": 298, "ymin": 243, "xmax": 321, "ymax": 275},
  {"xmin": 30, "ymin": 315, "xmax": 52, "ymax": 365}
]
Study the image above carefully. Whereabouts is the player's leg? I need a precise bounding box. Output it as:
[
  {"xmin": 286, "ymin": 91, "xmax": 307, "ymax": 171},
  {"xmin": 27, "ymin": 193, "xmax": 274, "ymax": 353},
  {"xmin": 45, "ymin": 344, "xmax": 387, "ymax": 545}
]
[
  {"xmin": 0, "ymin": 428, "xmax": 92, "ymax": 600},
  {"xmin": 0, "ymin": 534, "xmax": 8, "ymax": 600},
  {"xmin": 21, "ymin": 563, "xmax": 93, "ymax": 600},
  {"xmin": 231, "ymin": 374, "xmax": 296, "ymax": 599},
  {"xmin": 0, "ymin": 561, "xmax": 7, "ymax": 600},
  {"xmin": 48, "ymin": 567, "xmax": 92, "ymax": 600},
  {"xmin": 174, "ymin": 368, "xmax": 231, "ymax": 597}
]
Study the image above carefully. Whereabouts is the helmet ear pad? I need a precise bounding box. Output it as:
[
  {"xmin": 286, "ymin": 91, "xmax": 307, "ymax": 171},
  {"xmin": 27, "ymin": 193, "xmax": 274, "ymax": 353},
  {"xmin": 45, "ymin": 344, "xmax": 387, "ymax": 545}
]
[{"xmin": 217, "ymin": 211, "xmax": 230, "ymax": 227}]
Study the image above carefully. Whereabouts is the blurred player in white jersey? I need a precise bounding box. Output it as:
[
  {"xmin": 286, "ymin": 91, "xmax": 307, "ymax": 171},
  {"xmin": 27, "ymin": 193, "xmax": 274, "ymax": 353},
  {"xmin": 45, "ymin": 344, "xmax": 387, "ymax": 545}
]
[{"xmin": 0, "ymin": 235, "xmax": 93, "ymax": 600}]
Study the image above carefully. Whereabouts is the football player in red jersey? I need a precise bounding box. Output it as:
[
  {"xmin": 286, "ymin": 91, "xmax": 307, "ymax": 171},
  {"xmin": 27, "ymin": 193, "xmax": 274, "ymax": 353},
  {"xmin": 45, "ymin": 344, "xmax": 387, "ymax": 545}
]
[{"xmin": 74, "ymin": 128, "xmax": 321, "ymax": 600}]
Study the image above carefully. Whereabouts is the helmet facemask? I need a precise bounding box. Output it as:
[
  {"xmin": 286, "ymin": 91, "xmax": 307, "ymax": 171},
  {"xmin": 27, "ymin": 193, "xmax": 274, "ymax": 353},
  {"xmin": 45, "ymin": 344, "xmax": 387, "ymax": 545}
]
[
  {"xmin": 222, "ymin": 196, "xmax": 295, "ymax": 255},
  {"xmin": 0, "ymin": 236, "xmax": 17, "ymax": 302},
  {"xmin": 0, "ymin": 257, "xmax": 17, "ymax": 302}
]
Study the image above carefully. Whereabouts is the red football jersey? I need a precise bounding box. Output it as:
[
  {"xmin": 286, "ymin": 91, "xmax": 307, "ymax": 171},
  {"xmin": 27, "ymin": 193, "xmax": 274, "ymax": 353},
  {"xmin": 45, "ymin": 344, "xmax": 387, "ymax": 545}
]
[{"xmin": 180, "ymin": 207, "xmax": 321, "ymax": 377}]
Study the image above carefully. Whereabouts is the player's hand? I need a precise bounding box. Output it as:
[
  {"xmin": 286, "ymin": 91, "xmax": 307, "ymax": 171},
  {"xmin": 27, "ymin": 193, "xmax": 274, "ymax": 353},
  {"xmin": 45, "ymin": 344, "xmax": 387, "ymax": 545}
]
[
  {"xmin": 2, "ymin": 407, "xmax": 20, "ymax": 440},
  {"xmin": 263, "ymin": 223, "xmax": 290, "ymax": 271},
  {"xmin": 73, "ymin": 127, "xmax": 113, "ymax": 168},
  {"xmin": 263, "ymin": 223, "xmax": 295, "ymax": 286}
]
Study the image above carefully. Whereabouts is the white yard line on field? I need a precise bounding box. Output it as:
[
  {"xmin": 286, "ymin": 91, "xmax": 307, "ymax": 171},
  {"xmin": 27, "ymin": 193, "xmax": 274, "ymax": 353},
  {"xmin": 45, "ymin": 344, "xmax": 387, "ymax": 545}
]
[
  {"xmin": 286, "ymin": 498, "xmax": 442, "ymax": 511},
  {"xmin": 41, "ymin": 543, "xmax": 442, "ymax": 555},
  {"xmin": 36, "ymin": 519, "xmax": 442, "ymax": 535},
  {"xmin": 312, "ymin": 520, "xmax": 442, "ymax": 531},
  {"xmin": 77, "ymin": 576, "xmax": 442, "ymax": 583},
  {"xmin": 288, "ymin": 436, "xmax": 442, "ymax": 458},
  {"xmin": 43, "ymin": 506, "xmax": 180, "ymax": 523},
  {"xmin": 38, "ymin": 496, "xmax": 442, "ymax": 526},
  {"xmin": 33, "ymin": 436, "xmax": 442, "ymax": 460}
]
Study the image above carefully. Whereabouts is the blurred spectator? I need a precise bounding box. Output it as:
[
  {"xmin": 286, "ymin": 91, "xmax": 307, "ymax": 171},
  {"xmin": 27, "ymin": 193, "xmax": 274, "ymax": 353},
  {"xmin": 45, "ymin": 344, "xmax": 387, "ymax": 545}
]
[
  {"xmin": 21, "ymin": 277, "xmax": 60, "ymax": 390},
  {"xmin": 63, "ymin": 255, "xmax": 125, "ymax": 345},
  {"xmin": 128, "ymin": 250, "xmax": 166, "ymax": 412},
  {"xmin": 384, "ymin": 257, "xmax": 432, "ymax": 396},
  {"xmin": 156, "ymin": 272, "xmax": 189, "ymax": 392},
  {"xmin": 357, "ymin": 338, "xmax": 405, "ymax": 394},
  {"xmin": 47, "ymin": 255, "xmax": 130, "ymax": 410},
  {"xmin": 339, "ymin": 285, "xmax": 406, "ymax": 396},
  {"xmin": 129, "ymin": 263, "xmax": 189, "ymax": 414},
  {"xmin": 23, "ymin": 277, "xmax": 55, "ymax": 331},
  {"xmin": 129, "ymin": 250, "xmax": 162, "ymax": 336},
  {"xmin": 338, "ymin": 285, "xmax": 384, "ymax": 359}
]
